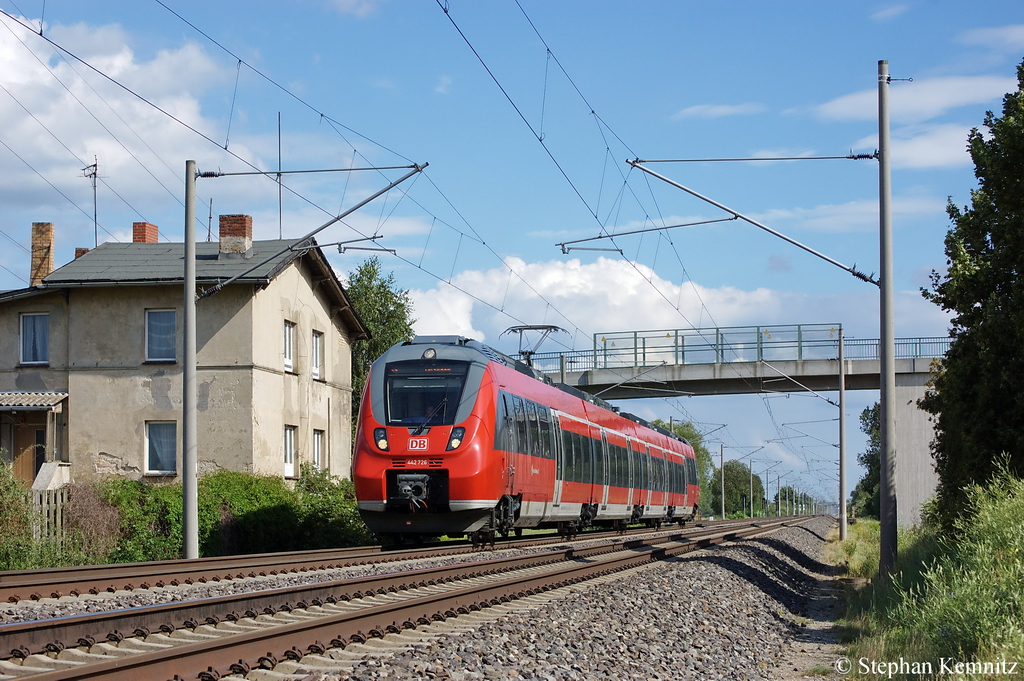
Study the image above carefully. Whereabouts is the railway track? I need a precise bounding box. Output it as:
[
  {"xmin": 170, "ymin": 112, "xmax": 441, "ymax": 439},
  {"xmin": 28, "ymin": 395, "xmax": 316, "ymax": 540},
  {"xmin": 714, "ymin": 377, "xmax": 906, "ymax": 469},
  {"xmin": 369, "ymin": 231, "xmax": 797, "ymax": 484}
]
[
  {"xmin": 0, "ymin": 516, "xmax": 812, "ymax": 681},
  {"xmin": 0, "ymin": 517, "xmax": 755, "ymax": 606}
]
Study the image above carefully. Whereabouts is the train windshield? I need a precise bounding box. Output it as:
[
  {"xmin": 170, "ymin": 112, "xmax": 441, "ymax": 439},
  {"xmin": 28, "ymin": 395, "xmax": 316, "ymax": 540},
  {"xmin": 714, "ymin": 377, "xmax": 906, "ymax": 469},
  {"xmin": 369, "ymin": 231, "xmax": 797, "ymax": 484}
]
[{"xmin": 384, "ymin": 360, "xmax": 470, "ymax": 428}]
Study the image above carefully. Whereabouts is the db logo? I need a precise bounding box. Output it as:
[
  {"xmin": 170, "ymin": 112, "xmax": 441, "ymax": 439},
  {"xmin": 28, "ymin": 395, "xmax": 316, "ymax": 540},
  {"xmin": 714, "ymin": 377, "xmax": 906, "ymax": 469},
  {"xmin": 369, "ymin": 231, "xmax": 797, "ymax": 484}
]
[{"xmin": 408, "ymin": 438, "xmax": 429, "ymax": 451}]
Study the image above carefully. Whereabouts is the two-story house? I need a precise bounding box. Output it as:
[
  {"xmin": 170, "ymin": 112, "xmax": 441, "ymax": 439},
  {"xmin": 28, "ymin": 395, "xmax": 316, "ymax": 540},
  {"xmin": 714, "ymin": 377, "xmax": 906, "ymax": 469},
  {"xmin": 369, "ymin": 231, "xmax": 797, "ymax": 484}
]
[{"xmin": 0, "ymin": 218, "xmax": 369, "ymax": 489}]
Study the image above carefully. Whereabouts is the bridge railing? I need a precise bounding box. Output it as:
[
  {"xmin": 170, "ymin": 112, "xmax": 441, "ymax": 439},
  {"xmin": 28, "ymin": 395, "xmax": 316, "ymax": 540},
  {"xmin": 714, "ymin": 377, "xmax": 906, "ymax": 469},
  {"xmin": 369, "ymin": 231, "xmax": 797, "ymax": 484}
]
[{"xmin": 519, "ymin": 324, "xmax": 950, "ymax": 374}]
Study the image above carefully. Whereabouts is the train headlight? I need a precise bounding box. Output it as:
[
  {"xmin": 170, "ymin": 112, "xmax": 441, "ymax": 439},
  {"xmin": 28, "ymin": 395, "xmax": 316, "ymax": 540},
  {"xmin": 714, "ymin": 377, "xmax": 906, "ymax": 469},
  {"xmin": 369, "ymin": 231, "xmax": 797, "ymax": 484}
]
[
  {"xmin": 373, "ymin": 427, "xmax": 389, "ymax": 451},
  {"xmin": 446, "ymin": 427, "xmax": 466, "ymax": 451}
]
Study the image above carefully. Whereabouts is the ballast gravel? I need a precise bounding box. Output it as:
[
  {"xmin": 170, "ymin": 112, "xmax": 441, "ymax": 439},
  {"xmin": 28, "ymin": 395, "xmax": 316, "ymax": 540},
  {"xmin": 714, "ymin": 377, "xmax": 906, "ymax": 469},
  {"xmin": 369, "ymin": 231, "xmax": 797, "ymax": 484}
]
[
  {"xmin": 331, "ymin": 516, "xmax": 837, "ymax": 681},
  {"xmin": 0, "ymin": 518, "xmax": 837, "ymax": 680}
]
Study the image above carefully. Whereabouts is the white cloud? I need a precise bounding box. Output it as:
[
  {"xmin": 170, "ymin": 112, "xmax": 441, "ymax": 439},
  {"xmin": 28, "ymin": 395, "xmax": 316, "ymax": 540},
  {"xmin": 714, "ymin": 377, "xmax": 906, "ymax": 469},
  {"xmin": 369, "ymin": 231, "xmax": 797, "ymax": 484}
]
[
  {"xmin": 870, "ymin": 4, "xmax": 910, "ymax": 22},
  {"xmin": 435, "ymin": 75, "xmax": 452, "ymax": 95},
  {"xmin": 815, "ymin": 75, "xmax": 1016, "ymax": 123},
  {"xmin": 671, "ymin": 103, "xmax": 765, "ymax": 120},
  {"xmin": 326, "ymin": 0, "xmax": 386, "ymax": 18},
  {"xmin": 957, "ymin": 24, "xmax": 1024, "ymax": 54},
  {"xmin": 755, "ymin": 194, "xmax": 944, "ymax": 233},
  {"xmin": 853, "ymin": 123, "xmax": 973, "ymax": 169},
  {"xmin": 408, "ymin": 257, "xmax": 951, "ymax": 352}
]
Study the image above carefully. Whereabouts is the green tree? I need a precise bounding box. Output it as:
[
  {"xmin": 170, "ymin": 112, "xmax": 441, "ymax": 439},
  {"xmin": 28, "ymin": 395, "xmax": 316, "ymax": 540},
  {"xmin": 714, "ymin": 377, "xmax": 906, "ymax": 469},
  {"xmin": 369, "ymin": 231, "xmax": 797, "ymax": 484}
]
[
  {"xmin": 920, "ymin": 59, "xmax": 1024, "ymax": 529},
  {"xmin": 707, "ymin": 459, "xmax": 764, "ymax": 517},
  {"xmin": 850, "ymin": 402, "xmax": 880, "ymax": 519},
  {"xmin": 345, "ymin": 257, "xmax": 416, "ymax": 420},
  {"xmin": 652, "ymin": 419, "xmax": 713, "ymax": 500}
]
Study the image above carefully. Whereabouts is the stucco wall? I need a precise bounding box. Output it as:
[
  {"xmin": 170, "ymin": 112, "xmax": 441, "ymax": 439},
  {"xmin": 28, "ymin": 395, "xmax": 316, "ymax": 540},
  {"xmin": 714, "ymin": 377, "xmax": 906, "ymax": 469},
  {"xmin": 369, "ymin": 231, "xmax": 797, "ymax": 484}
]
[
  {"xmin": 249, "ymin": 259, "xmax": 355, "ymax": 478},
  {"xmin": 0, "ymin": 291, "xmax": 70, "ymax": 393},
  {"xmin": 61, "ymin": 285, "xmax": 258, "ymax": 482}
]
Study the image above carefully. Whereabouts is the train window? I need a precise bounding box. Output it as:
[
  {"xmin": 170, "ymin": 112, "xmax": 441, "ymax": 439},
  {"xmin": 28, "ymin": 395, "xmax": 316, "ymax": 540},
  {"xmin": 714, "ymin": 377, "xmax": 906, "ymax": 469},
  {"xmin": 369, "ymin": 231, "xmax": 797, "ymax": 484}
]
[
  {"xmin": 512, "ymin": 395, "xmax": 529, "ymax": 457},
  {"xmin": 591, "ymin": 435, "xmax": 604, "ymax": 486},
  {"xmin": 385, "ymin": 360, "xmax": 469, "ymax": 427},
  {"xmin": 494, "ymin": 391, "xmax": 508, "ymax": 451},
  {"xmin": 561, "ymin": 429, "xmax": 574, "ymax": 482},
  {"xmin": 526, "ymin": 401, "xmax": 540, "ymax": 459},
  {"xmin": 537, "ymin": 406, "xmax": 553, "ymax": 460}
]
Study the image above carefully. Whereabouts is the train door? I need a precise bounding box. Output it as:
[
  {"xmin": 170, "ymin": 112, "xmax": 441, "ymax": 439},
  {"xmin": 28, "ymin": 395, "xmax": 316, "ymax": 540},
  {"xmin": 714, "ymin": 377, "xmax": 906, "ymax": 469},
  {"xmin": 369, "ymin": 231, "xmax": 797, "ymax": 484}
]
[
  {"xmin": 591, "ymin": 426, "xmax": 607, "ymax": 507},
  {"xmin": 551, "ymin": 413, "xmax": 564, "ymax": 507},
  {"xmin": 633, "ymin": 440, "xmax": 649, "ymax": 508},
  {"xmin": 510, "ymin": 395, "xmax": 528, "ymax": 495}
]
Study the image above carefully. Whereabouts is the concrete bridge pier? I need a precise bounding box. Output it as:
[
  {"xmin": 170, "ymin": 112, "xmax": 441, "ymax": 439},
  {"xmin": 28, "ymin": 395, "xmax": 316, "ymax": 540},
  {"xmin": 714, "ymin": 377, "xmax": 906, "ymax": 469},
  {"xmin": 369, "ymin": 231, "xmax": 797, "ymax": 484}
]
[{"xmin": 895, "ymin": 373, "xmax": 939, "ymax": 528}]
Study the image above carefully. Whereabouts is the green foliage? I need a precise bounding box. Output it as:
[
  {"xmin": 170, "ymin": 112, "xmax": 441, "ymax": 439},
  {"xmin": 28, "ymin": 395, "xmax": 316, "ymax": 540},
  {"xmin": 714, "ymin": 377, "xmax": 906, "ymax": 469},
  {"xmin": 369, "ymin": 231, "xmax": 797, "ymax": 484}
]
[
  {"xmin": 0, "ymin": 461, "xmax": 34, "ymax": 569},
  {"xmin": 97, "ymin": 468, "xmax": 373, "ymax": 562},
  {"xmin": 294, "ymin": 463, "xmax": 376, "ymax": 548},
  {"xmin": 198, "ymin": 471, "xmax": 298, "ymax": 555},
  {"xmin": 651, "ymin": 419, "xmax": 713, "ymax": 509},
  {"xmin": 843, "ymin": 464, "xmax": 1024, "ymax": 667},
  {"xmin": 345, "ymin": 256, "xmax": 416, "ymax": 422},
  {"xmin": 707, "ymin": 459, "xmax": 764, "ymax": 517},
  {"xmin": 100, "ymin": 478, "xmax": 183, "ymax": 563},
  {"xmin": 850, "ymin": 403, "xmax": 880, "ymax": 519},
  {"xmin": 920, "ymin": 59, "xmax": 1024, "ymax": 530}
]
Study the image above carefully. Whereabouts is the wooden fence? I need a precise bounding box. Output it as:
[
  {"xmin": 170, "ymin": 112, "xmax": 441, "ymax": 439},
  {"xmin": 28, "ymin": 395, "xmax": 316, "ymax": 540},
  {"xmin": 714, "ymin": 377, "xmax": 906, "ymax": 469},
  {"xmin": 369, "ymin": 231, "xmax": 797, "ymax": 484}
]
[{"xmin": 31, "ymin": 486, "xmax": 69, "ymax": 541}]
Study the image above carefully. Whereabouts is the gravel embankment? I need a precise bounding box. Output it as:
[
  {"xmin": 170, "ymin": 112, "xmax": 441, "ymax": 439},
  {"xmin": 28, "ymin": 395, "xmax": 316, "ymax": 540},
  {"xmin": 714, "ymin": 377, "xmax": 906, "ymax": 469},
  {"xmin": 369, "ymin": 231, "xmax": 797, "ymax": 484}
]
[{"xmin": 335, "ymin": 516, "xmax": 837, "ymax": 681}]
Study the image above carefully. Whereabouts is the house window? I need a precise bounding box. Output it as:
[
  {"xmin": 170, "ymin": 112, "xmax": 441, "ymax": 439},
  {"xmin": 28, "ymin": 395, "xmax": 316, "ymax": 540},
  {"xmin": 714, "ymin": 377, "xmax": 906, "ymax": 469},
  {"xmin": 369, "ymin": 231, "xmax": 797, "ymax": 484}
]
[
  {"xmin": 146, "ymin": 421, "xmax": 177, "ymax": 474},
  {"xmin": 146, "ymin": 310, "xmax": 176, "ymax": 361},
  {"xmin": 313, "ymin": 429, "xmax": 325, "ymax": 469},
  {"xmin": 283, "ymin": 321, "xmax": 295, "ymax": 372},
  {"xmin": 20, "ymin": 313, "xmax": 49, "ymax": 365},
  {"xmin": 311, "ymin": 330, "xmax": 324, "ymax": 380},
  {"xmin": 284, "ymin": 425, "xmax": 297, "ymax": 477}
]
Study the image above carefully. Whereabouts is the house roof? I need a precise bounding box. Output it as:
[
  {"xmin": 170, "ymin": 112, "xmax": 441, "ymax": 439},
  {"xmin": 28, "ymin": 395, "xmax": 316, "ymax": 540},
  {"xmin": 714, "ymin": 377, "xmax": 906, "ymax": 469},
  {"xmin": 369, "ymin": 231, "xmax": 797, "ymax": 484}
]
[
  {"xmin": 0, "ymin": 391, "xmax": 68, "ymax": 410},
  {"xmin": 44, "ymin": 240, "xmax": 299, "ymax": 285},
  {"xmin": 0, "ymin": 240, "xmax": 370, "ymax": 340}
]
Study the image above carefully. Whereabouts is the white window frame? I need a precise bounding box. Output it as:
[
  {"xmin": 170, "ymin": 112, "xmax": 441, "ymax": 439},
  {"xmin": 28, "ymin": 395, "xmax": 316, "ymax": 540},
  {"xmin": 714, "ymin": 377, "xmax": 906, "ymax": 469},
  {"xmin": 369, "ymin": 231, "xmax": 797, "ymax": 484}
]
[
  {"xmin": 284, "ymin": 425, "xmax": 297, "ymax": 478},
  {"xmin": 283, "ymin": 321, "xmax": 295, "ymax": 373},
  {"xmin": 20, "ymin": 312, "xmax": 49, "ymax": 365},
  {"xmin": 311, "ymin": 330, "xmax": 324, "ymax": 380},
  {"xmin": 312, "ymin": 428, "xmax": 325, "ymax": 469},
  {"xmin": 145, "ymin": 309, "xmax": 177, "ymax": 362},
  {"xmin": 145, "ymin": 421, "xmax": 177, "ymax": 475}
]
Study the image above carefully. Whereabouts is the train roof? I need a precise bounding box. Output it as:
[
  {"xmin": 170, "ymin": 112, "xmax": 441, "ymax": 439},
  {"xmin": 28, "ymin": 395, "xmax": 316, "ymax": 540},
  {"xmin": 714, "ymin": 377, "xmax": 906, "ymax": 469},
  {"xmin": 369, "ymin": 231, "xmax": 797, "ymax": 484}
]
[{"xmin": 402, "ymin": 335, "xmax": 690, "ymax": 447}]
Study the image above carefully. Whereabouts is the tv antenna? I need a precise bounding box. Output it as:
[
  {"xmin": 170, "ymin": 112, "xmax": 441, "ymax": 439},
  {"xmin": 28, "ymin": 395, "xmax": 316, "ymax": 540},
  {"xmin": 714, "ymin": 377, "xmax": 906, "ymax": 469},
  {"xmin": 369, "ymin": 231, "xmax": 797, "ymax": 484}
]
[{"xmin": 82, "ymin": 157, "xmax": 99, "ymax": 247}]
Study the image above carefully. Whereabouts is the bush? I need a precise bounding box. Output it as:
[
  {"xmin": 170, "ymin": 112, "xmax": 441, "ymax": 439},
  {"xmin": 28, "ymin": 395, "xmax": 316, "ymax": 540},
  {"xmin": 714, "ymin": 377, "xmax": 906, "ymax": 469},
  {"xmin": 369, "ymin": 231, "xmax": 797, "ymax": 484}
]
[
  {"xmin": 842, "ymin": 464, "xmax": 1024, "ymax": 668},
  {"xmin": 199, "ymin": 470, "xmax": 300, "ymax": 555},
  {"xmin": 295, "ymin": 463, "xmax": 375, "ymax": 548},
  {"xmin": 95, "ymin": 467, "xmax": 373, "ymax": 561},
  {"xmin": 0, "ymin": 461, "xmax": 34, "ymax": 570}
]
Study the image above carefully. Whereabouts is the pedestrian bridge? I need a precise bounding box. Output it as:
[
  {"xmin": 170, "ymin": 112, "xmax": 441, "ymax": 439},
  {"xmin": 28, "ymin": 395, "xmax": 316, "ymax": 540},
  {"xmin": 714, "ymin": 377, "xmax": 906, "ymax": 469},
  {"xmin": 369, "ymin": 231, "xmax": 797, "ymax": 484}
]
[
  {"xmin": 520, "ymin": 324, "xmax": 947, "ymax": 399},
  {"xmin": 518, "ymin": 323, "xmax": 949, "ymax": 529}
]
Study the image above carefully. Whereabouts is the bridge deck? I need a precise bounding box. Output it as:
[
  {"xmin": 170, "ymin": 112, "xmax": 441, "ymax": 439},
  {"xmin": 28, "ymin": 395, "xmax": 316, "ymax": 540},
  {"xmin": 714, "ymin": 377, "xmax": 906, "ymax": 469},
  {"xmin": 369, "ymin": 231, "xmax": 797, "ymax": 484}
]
[{"xmin": 518, "ymin": 324, "xmax": 947, "ymax": 399}]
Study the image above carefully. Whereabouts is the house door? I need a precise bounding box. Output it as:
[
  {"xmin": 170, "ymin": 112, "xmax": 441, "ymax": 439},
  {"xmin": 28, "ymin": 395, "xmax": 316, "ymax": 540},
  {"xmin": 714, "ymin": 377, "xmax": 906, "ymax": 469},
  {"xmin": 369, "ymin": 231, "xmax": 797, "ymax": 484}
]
[{"xmin": 13, "ymin": 425, "xmax": 44, "ymax": 485}]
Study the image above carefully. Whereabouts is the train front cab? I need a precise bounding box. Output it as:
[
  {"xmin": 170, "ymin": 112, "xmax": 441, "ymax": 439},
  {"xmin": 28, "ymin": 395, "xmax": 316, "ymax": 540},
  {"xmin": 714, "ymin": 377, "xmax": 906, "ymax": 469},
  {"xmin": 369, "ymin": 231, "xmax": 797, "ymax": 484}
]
[{"xmin": 353, "ymin": 341, "xmax": 505, "ymax": 538}]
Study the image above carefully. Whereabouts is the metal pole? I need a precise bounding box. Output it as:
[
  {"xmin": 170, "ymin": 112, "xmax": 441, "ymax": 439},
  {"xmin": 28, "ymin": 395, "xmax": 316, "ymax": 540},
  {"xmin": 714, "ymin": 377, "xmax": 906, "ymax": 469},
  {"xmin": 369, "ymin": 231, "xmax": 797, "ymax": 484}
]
[
  {"xmin": 839, "ymin": 329, "xmax": 848, "ymax": 539},
  {"xmin": 749, "ymin": 462, "xmax": 754, "ymax": 518},
  {"xmin": 878, "ymin": 60, "xmax": 898, "ymax": 576},
  {"xmin": 182, "ymin": 160, "xmax": 199, "ymax": 560},
  {"xmin": 720, "ymin": 444, "xmax": 725, "ymax": 519}
]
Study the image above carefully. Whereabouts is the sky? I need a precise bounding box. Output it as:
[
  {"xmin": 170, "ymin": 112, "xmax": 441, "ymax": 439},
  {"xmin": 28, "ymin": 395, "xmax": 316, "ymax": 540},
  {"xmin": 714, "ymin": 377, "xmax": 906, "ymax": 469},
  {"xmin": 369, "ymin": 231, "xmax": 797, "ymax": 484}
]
[{"xmin": 1, "ymin": 1, "xmax": 1022, "ymax": 503}]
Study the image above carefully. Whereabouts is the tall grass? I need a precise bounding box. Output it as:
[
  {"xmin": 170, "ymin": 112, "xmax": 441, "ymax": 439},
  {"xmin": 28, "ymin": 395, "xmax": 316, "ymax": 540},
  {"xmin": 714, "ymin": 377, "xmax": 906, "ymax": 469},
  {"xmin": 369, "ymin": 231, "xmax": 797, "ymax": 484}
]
[{"xmin": 839, "ymin": 466, "xmax": 1024, "ymax": 673}]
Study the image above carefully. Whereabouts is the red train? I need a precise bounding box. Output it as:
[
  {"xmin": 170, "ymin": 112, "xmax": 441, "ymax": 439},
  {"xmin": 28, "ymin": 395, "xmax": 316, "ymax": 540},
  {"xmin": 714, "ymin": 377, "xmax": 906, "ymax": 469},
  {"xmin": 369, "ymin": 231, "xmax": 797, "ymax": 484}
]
[{"xmin": 352, "ymin": 336, "xmax": 701, "ymax": 544}]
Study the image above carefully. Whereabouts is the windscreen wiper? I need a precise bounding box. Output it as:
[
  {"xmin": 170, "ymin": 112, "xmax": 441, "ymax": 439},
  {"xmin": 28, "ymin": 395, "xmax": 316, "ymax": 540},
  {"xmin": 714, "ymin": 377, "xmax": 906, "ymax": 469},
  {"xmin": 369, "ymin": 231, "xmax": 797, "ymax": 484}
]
[{"xmin": 413, "ymin": 397, "xmax": 448, "ymax": 435}]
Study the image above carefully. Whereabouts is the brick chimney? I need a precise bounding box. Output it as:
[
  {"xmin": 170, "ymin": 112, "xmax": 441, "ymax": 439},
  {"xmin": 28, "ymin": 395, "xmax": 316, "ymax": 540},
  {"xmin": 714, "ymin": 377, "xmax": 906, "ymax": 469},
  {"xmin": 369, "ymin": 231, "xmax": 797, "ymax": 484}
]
[
  {"xmin": 133, "ymin": 221, "xmax": 159, "ymax": 243},
  {"xmin": 30, "ymin": 222, "xmax": 54, "ymax": 287},
  {"xmin": 219, "ymin": 214, "xmax": 252, "ymax": 257},
  {"xmin": 74, "ymin": 247, "xmax": 90, "ymax": 259}
]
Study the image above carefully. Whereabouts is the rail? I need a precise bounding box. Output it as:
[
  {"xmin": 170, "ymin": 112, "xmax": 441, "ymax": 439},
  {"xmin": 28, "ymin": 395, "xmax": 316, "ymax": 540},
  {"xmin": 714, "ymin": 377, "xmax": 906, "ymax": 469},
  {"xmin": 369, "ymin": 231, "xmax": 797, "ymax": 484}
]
[{"xmin": 519, "ymin": 323, "xmax": 949, "ymax": 373}]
